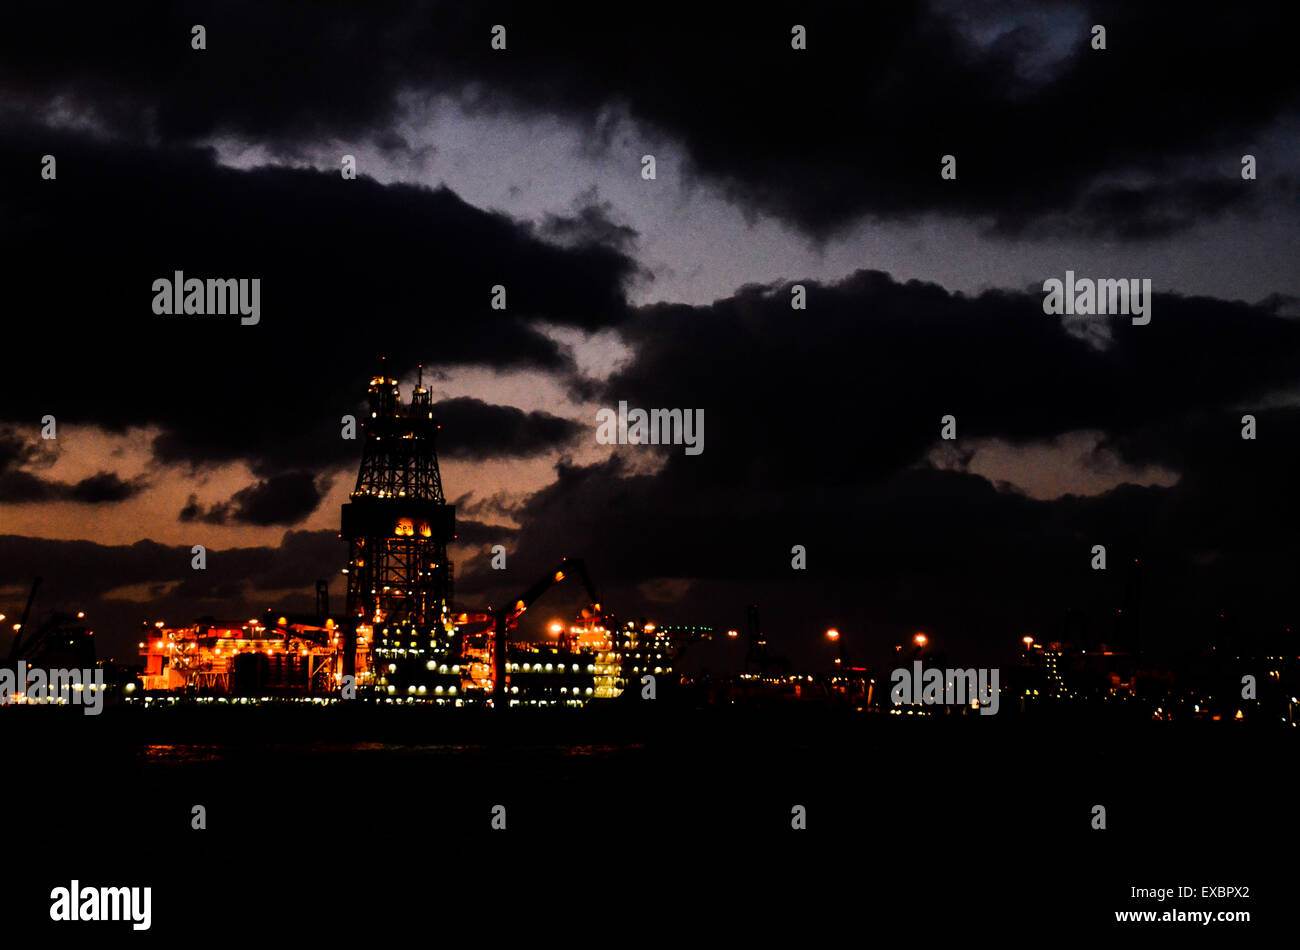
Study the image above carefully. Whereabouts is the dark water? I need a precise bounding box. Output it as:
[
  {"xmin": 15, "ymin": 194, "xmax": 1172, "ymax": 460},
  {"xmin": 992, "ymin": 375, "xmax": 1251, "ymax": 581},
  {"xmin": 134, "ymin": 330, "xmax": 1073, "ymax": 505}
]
[{"xmin": 3, "ymin": 705, "xmax": 1288, "ymax": 938}]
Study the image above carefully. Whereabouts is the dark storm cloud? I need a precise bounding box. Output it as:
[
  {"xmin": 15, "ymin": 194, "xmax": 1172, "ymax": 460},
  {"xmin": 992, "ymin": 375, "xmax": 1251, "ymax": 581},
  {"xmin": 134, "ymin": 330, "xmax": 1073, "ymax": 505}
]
[
  {"xmin": 450, "ymin": 517, "xmax": 518, "ymax": 549},
  {"xmin": 178, "ymin": 471, "xmax": 329, "ymax": 526},
  {"xmin": 994, "ymin": 176, "xmax": 1299, "ymax": 240},
  {"xmin": 0, "ymin": 430, "xmax": 38, "ymax": 470},
  {"xmin": 0, "ymin": 468, "xmax": 127, "ymax": 504},
  {"xmin": 0, "ymin": 529, "xmax": 345, "ymax": 653},
  {"xmin": 0, "ymin": 470, "xmax": 59, "ymax": 503},
  {"xmin": 434, "ymin": 397, "xmax": 582, "ymax": 459},
  {"xmin": 1095, "ymin": 408, "xmax": 1300, "ymax": 556},
  {"xmin": 225, "ymin": 471, "xmax": 328, "ymax": 525},
  {"xmin": 0, "ymin": 124, "xmax": 638, "ymax": 475},
  {"xmin": 591, "ymin": 271, "xmax": 1300, "ymax": 490},
  {"xmin": 2, "ymin": 2, "xmax": 1294, "ymax": 239},
  {"xmin": 177, "ymin": 495, "xmax": 207, "ymax": 523},
  {"xmin": 0, "ymin": 428, "xmax": 147, "ymax": 503},
  {"xmin": 538, "ymin": 192, "xmax": 638, "ymax": 253},
  {"xmin": 0, "ymin": 429, "xmax": 53, "ymax": 502},
  {"xmin": 66, "ymin": 471, "xmax": 147, "ymax": 503},
  {"xmin": 452, "ymin": 271, "xmax": 1300, "ymax": 666}
]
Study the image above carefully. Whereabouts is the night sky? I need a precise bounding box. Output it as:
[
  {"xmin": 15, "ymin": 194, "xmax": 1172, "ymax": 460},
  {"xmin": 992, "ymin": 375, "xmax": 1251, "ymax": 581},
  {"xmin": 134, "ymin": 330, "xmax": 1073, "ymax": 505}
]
[{"xmin": 1, "ymin": 1, "xmax": 1297, "ymax": 672}]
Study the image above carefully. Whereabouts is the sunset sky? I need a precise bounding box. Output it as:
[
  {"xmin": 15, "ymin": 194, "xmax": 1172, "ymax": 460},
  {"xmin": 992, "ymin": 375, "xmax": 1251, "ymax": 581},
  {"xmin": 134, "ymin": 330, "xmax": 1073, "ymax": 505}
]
[{"xmin": 1, "ymin": 1, "xmax": 1297, "ymax": 669}]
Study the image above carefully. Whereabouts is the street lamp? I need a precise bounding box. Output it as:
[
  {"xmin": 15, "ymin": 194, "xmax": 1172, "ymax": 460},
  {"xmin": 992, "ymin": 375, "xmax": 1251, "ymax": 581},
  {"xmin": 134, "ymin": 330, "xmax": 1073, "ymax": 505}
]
[
  {"xmin": 913, "ymin": 632, "xmax": 928, "ymax": 648},
  {"xmin": 826, "ymin": 628, "xmax": 842, "ymax": 666},
  {"xmin": 825, "ymin": 628, "xmax": 850, "ymax": 701}
]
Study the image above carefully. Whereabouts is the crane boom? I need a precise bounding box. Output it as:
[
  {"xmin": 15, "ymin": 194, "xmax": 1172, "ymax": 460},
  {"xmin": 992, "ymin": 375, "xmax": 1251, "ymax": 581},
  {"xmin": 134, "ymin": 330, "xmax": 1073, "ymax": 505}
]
[
  {"xmin": 492, "ymin": 558, "xmax": 602, "ymax": 707},
  {"xmin": 7, "ymin": 576, "xmax": 42, "ymax": 662}
]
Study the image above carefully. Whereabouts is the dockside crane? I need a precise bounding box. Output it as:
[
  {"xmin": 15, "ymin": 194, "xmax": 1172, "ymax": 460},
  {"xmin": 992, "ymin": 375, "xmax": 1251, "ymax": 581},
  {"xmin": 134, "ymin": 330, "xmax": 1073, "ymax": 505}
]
[
  {"xmin": 6, "ymin": 576, "xmax": 43, "ymax": 662},
  {"xmin": 492, "ymin": 558, "xmax": 603, "ymax": 708}
]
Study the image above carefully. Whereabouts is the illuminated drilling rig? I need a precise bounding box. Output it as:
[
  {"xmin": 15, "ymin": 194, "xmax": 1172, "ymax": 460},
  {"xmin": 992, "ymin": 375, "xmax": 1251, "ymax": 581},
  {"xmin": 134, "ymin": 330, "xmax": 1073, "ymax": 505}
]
[
  {"xmin": 340, "ymin": 372, "xmax": 458, "ymax": 695},
  {"xmin": 130, "ymin": 374, "xmax": 641, "ymax": 704}
]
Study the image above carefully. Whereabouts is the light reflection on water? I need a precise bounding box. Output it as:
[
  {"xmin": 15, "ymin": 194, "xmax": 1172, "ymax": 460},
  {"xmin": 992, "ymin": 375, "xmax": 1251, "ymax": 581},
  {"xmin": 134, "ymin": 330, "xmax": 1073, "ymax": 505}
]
[
  {"xmin": 142, "ymin": 744, "xmax": 226, "ymax": 763},
  {"xmin": 141, "ymin": 742, "xmax": 644, "ymax": 762}
]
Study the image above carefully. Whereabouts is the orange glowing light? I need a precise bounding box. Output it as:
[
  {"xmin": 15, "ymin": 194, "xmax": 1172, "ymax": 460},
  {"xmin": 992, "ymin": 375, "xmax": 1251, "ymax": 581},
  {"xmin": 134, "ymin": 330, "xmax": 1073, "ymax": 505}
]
[
  {"xmin": 554, "ymin": 571, "xmax": 565, "ymax": 582},
  {"xmin": 727, "ymin": 629, "xmax": 739, "ymax": 638},
  {"xmin": 1022, "ymin": 636, "xmax": 1034, "ymax": 646},
  {"xmin": 913, "ymin": 633, "xmax": 928, "ymax": 647},
  {"xmin": 548, "ymin": 621, "xmax": 564, "ymax": 636},
  {"xmin": 826, "ymin": 628, "xmax": 840, "ymax": 641}
]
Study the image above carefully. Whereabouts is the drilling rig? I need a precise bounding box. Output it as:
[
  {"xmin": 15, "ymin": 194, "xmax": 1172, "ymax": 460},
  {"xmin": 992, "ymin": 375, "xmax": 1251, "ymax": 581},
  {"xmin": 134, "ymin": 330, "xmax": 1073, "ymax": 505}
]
[{"xmin": 340, "ymin": 371, "xmax": 457, "ymax": 696}]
